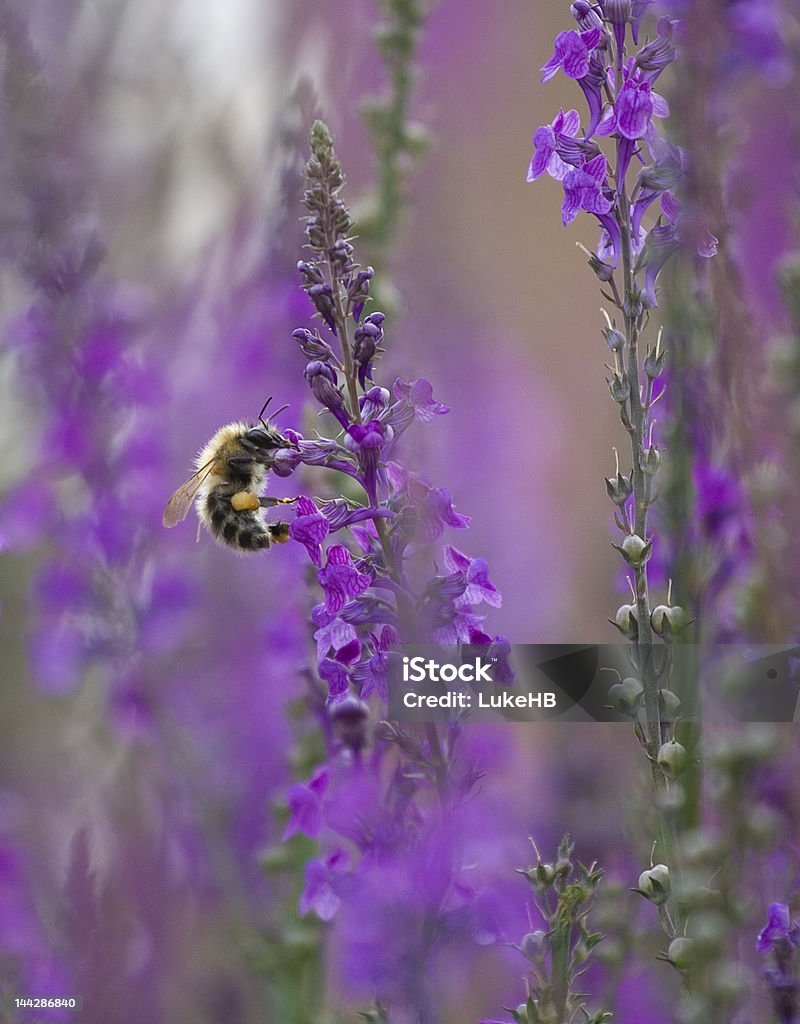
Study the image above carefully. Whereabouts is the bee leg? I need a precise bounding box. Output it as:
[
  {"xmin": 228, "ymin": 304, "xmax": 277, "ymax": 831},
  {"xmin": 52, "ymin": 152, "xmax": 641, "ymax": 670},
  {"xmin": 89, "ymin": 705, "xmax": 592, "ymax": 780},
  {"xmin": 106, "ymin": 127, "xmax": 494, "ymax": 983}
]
[
  {"xmin": 259, "ymin": 496, "xmax": 298, "ymax": 507},
  {"xmin": 268, "ymin": 523, "xmax": 291, "ymax": 544},
  {"xmin": 231, "ymin": 490, "xmax": 260, "ymax": 512}
]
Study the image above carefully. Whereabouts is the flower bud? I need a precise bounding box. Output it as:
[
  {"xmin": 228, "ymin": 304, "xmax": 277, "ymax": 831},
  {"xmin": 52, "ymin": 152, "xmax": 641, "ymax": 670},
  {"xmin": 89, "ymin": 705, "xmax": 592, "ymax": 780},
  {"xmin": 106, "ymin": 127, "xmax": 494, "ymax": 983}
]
[
  {"xmin": 588, "ymin": 252, "xmax": 615, "ymax": 282},
  {"xmin": 639, "ymin": 444, "xmax": 662, "ymax": 476},
  {"xmin": 348, "ymin": 267, "xmax": 374, "ymax": 322},
  {"xmin": 297, "ymin": 259, "xmax": 324, "ymax": 287},
  {"xmin": 643, "ymin": 344, "xmax": 667, "ymax": 379},
  {"xmin": 603, "ymin": 326, "xmax": 625, "ymax": 352},
  {"xmin": 330, "ymin": 694, "xmax": 370, "ymax": 753},
  {"xmin": 519, "ymin": 930, "xmax": 548, "ymax": 962},
  {"xmin": 658, "ymin": 688, "xmax": 681, "ymax": 721},
  {"xmin": 657, "ymin": 740, "xmax": 689, "ymax": 776},
  {"xmin": 605, "ymin": 0, "xmax": 631, "ymax": 25},
  {"xmin": 607, "ymin": 370, "xmax": 630, "ymax": 404},
  {"xmin": 292, "ymin": 327, "xmax": 333, "ymax": 361},
  {"xmin": 617, "ymin": 533, "xmax": 651, "ymax": 567},
  {"xmin": 307, "ymin": 282, "xmax": 336, "ymax": 331},
  {"xmin": 667, "ymin": 936, "xmax": 695, "ymax": 972},
  {"xmin": 571, "ymin": 0, "xmax": 603, "ymax": 30},
  {"xmin": 605, "ymin": 470, "xmax": 633, "ymax": 506},
  {"xmin": 636, "ymin": 864, "xmax": 670, "ymax": 904},
  {"xmin": 612, "ymin": 603, "xmax": 638, "ymax": 639},
  {"xmin": 328, "ymin": 237, "xmax": 353, "ymax": 269},
  {"xmin": 651, "ymin": 603, "xmax": 688, "ymax": 637},
  {"xmin": 608, "ymin": 676, "xmax": 644, "ymax": 716},
  {"xmin": 304, "ymin": 361, "xmax": 349, "ymax": 427}
]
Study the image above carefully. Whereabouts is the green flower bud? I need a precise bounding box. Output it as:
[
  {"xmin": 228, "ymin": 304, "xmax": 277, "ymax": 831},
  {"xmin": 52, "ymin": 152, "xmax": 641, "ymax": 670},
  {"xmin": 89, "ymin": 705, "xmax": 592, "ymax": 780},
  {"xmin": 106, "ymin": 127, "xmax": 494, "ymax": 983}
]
[
  {"xmin": 651, "ymin": 603, "xmax": 688, "ymax": 637},
  {"xmin": 667, "ymin": 936, "xmax": 695, "ymax": 972},
  {"xmin": 658, "ymin": 688, "xmax": 681, "ymax": 721},
  {"xmin": 617, "ymin": 534, "xmax": 651, "ymax": 567},
  {"xmin": 605, "ymin": 470, "xmax": 633, "ymax": 506},
  {"xmin": 612, "ymin": 604, "xmax": 638, "ymax": 639},
  {"xmin": 609, "ymin": 676, "xmax": 644, "ymax": 716},
  {"xmin": 636, "ymin": 864, "xmax": 671, "ymax": 905},
  {"xmin": 657, "ymin": 740, "xmax": 689, "ymax": 776}
]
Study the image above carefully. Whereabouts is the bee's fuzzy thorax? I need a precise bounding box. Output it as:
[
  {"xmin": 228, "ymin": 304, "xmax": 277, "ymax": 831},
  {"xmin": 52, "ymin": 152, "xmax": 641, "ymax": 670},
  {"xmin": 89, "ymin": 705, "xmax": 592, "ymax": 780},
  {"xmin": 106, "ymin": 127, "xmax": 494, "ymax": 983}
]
[{"xmin": 194, "ymin": 421, "xmax": 250, "ymax": 473}]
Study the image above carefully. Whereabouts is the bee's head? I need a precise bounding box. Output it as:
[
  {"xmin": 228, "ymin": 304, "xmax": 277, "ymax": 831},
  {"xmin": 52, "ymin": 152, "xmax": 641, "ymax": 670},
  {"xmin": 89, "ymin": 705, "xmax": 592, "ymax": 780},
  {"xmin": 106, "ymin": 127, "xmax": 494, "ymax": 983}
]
[{"xmin": 240, "ymin": 425, "xmax": 294, "ymax": 453}]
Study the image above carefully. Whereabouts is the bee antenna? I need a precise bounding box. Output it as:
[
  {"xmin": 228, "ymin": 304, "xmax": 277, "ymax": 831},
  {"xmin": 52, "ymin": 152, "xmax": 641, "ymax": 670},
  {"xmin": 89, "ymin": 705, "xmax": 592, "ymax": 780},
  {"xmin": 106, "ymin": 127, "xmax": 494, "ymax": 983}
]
[
  {"xmin": 258, "ymin": 396, "xmax": 273, "ymax": 428},
  {"xmin": 271, "ymin": 403, "xmax": 290, "ymax": 421}
]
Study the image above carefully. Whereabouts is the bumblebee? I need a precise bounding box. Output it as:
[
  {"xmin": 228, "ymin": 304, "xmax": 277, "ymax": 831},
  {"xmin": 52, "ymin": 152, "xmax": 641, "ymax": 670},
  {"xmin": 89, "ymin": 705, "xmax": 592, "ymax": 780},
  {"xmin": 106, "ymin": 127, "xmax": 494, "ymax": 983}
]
[{"xmin": 163, "ymin": 400, "xmax": 296, "ymax": 553}]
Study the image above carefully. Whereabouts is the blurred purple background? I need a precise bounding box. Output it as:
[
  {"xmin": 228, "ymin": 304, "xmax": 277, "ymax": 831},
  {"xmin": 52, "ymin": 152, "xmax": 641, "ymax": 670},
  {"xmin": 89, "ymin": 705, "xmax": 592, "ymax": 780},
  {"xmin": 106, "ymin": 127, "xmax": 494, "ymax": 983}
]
[{"xmin": 1, "ymin": 1, "xmax": 797, "ymax": 1022}]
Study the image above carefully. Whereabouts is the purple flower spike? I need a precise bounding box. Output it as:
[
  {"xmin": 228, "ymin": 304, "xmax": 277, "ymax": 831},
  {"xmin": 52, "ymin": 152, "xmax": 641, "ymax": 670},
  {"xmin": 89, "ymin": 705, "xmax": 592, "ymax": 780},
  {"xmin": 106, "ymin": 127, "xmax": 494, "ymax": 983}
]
[
  {"xmin": 541, "ymin": 28, "xmax": 602, "ymax": 82},
  {"xmin": 318, "ymin": 544, "xmax": 372, "ymax": 614},
  {"xmin": 758, "ymin": 903, "xmax": 800, "ymax": 952},
  {"xmin": 393, "ymin": 377, "xmax": 450, "ymax": 421},
  {"xmin": 561, "ymin": 153, "xmax": 612, "ymax": 225},
  {"xmin": 290, "ymin": 496, "xmax": 330, "ymax": 566},
  {"xmin": 527, "ymin": 109, "xmax": 582, "ymax": 182}
]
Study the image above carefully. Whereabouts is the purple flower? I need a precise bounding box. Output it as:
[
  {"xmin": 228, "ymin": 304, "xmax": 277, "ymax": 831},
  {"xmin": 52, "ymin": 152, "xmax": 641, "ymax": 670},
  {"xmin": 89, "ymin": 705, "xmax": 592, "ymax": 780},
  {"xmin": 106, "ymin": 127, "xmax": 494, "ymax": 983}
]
[
  {"xmin": 300, "ymin": 848, "xmax": 349, "ymax": 921},
  {"xmin": 406, "ymin": 475, "xmax": 472, "ymax": 540},
  {"xmin": 283, "ymin": 767, "xmax": 329, "ymax": 840},
  {"xmin": 541, "ymin": 28, "xmax": 602, "ymax": 82},
  {"xmin": 527, "ymin": 108, "xmax": 582, "ymax": 183},
  {"xmin": 360, "ymin": 385, "xmax": 391, "ymax": 421},
  {"xmin": 392, "ymin": 377, "xmax": 450, "ymax": 421},
  {"xmin": 352, "ymin": 624, "xmax": 399, "ymax": 702},
  {"xmin": 468, "ymin": 627, "xmax": 515, "ymax": 685},
  {"xmin": 561, "ymin": 153, "xmax": 612, "ymax": 225},
  {"xmin": 290, "ymin": 495, "xmax": 330, "ymax": 565},
  {"xmin": 757, "ymin": 903, "xmax": 800, "ymax": 953},
  {"xmin": 641, "ymin": 221, "xmax": 680, "ymax": 307},
  {"xmin": 443, "ymin": 546, "xmax": 502, "ymax": 607},
  {"xmin": 312, "ymin": 604, "xmax": 358, "ymax": 660},
  {"xmin": 318, "ymin": 657, "xmax": 351, "ymax": 699},
  {"xmin": 317, "ymin": 544, "xmax": 372, "ymax": 614},
  {"xmin": 597, "ymin": 67, "xmax": 668, "ymax": 185},
  {"xmin": 345, "ymin": 419, "xmax": 390, "ymax": 506}
]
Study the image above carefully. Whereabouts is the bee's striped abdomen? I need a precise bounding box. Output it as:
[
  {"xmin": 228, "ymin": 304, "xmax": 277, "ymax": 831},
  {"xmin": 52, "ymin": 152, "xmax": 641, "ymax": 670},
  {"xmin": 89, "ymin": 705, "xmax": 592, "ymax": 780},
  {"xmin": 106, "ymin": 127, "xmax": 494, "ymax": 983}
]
[{"xmin": 203, "ymin": 488, "xmax": 273, "ymax": 552}]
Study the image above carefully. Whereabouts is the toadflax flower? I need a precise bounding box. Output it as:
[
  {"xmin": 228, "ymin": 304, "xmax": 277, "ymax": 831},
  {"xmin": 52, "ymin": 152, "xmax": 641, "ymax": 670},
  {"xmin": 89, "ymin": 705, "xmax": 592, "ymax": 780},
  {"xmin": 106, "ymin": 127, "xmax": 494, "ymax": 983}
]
[{"xmin": 758, "ymin": 902, "xmax": 800, "ymax": 953}]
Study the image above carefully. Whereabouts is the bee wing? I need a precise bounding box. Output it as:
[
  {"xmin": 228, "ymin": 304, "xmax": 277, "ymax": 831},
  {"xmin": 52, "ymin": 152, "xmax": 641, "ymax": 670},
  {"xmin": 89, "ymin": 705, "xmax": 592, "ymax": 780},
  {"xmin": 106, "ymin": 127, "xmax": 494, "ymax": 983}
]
[{"xmin": 162, "ymin": 459, "xmax": 216, "ymax": 527}]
